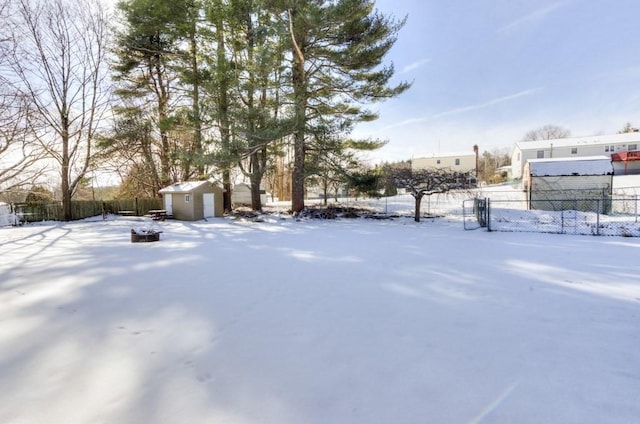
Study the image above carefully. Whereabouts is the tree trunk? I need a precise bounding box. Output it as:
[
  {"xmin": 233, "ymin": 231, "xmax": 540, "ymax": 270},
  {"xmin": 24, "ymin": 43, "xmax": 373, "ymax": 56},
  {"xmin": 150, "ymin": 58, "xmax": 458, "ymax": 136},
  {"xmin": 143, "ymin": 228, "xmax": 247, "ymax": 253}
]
[
  {"xmin": 414, "ymin": 194, "xmax": 423, "ymax": 222},
  {"xmin": 61, "ymin": 118, "xmax": 72, "ymax": 221},
  {"xmin": 291, "ymin": 127, "xmax": 305, "ymax": 213},
  {"xmin": 223, "ymin": 170, "xmax": 232, "ymax": 213},
  {"xmin": 322, "ymin": 177, "xmax": 328, "ymax": 206},
  {"xmin": 289, "ymin": 7, "xmax": 306, "ymax": 213},
  {"xmin": 215, "ymin": 12, "xmax": 232, "ymax": 213},
  {"xmin": 250, "ymin": 169, "xmax": 262, "ymax": 212},
  {"xmin": 155, "ymin": 60, "xmax": 171, "ymax": 191},
  {"xmin": 190, "ymin": 22, "xmax": 204, "ymax": 178}
]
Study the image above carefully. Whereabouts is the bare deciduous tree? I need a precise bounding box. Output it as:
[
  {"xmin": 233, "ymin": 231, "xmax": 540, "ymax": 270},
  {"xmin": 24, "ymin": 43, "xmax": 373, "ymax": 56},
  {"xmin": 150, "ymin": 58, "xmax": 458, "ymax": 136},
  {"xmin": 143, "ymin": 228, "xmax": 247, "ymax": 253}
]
[
  {"xmin": 392, "ymin": 168, "xmax": 473, "ymax": 222},
  {"xmin": 0, "ymin": 0, "xmax": 48, "ymax": 194},
  {"xmin": 0, "ymin": 88, "xmax": 48, "ymax": 193},
  {"xmin": 3, "ymin": 0, "xmax": 111, "ymax": 220},
  {"xmin": 522, "ymin": 124, "xmax": 571, "ymax": 141}
]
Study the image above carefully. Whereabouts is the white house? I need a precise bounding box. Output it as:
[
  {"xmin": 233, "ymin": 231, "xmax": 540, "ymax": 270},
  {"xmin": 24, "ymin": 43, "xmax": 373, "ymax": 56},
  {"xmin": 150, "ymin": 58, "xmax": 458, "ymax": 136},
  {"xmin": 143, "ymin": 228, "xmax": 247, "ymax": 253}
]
[
  {"xmin": 524, "ymin": 156, "xmax": 614, "ymax": 212},
  {"xmin": 412, "ymin": 151, "xmax": 477, "ymax": 174},
  {"xmin": 511, "ymin": 132, "xmax": 640, "ymax": 179},
  {"xmin": 231, "ymin": 183, "xmax": 267, "ymax": 206}
]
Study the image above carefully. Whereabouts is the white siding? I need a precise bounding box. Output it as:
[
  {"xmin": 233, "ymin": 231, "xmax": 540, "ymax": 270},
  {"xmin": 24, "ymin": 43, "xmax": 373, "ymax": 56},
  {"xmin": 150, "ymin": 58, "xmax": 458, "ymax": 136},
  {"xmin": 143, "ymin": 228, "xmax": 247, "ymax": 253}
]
[
  {"xmin": 232, "ymin": 184, "xmax": 267, "ymax": 205},
  {"xmin": 412, "ymin": 153, "xmax": 476, "ymax": 173},
  {"xmin": 511, "ymin": 132, "xmax": 640, "ymax": 179}
]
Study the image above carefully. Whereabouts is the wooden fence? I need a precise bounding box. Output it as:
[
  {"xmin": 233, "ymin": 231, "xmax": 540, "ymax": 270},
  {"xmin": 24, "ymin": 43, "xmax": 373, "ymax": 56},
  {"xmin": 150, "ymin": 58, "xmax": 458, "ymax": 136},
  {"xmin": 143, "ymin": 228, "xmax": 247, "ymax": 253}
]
[{"xmin": 11, "ymin": 198, "xmax": 163, "ymax": 222}]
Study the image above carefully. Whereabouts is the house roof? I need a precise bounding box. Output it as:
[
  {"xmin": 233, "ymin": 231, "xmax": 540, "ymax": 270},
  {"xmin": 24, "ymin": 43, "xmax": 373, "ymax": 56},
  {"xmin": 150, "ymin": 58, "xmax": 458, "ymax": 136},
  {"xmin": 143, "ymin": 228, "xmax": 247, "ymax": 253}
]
[
  {"xmin": 414, "ymin": 151, "xmax": 475, "ymax": 159},
  {"xmin": 514, "ymin": 132, "xmax": 640, "ymax": 152},
  {"xmin": 158, "ymin": 181, "xmax": 211, "ymax": 194},
  {"xmin": 526, "ymin": 156, "xmax": 614, "ymax": 176}
]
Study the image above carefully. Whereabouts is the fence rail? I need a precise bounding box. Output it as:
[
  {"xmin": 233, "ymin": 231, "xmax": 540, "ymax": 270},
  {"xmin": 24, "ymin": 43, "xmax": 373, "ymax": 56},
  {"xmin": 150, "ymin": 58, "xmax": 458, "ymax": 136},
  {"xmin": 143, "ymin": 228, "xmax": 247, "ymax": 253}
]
[
  {"xmin": 465, "ymin": 196, "xmax": 640, "ymax": 237},
  {"xmin": 7, "ymin": 198, "xmax": 163, "ymax": 223}
]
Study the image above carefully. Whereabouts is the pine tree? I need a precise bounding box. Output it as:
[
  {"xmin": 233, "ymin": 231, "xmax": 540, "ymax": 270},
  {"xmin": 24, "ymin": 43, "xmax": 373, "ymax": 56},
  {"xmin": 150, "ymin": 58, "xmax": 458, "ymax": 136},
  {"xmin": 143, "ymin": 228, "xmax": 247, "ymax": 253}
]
[{"xmin": 272, "ymin": 0, "xmax": 410, "ymax": 212}]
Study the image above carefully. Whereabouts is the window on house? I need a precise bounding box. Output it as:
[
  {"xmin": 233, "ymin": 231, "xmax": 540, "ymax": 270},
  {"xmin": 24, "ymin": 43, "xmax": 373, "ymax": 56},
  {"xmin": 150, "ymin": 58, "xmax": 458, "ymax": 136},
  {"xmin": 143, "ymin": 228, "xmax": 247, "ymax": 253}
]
[
  {"xmin": 185, "ymin": 194, "xmax": 191, "ymax": 203},
  {"xmin": 455, "ymin": 158, "xmax": 460, "ymax": 166},
  {"xmin": 605, "ymin": 145, "xmax": 614, "ymax": 152},
  {"xmin": 629, "ymin": 144, "xmax": 638, "ymax": 151},
  {"xmin": 571, "ymin": 147, "xmax": 577, "ymax": 154},
  {"xmin": 536, "ymin": 150, "xmax": 544, "ymax": 158},
  {"xmin": 517, "ymin": 153, "xmax": 520, "ymax": 161}
]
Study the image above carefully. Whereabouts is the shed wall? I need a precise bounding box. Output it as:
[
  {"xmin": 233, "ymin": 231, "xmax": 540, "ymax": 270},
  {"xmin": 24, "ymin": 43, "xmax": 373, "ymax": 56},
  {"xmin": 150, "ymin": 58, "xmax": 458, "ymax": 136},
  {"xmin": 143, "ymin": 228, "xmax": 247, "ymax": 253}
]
[
  {"xmin": 171, "ymin": 193, "xmax": 196, "ymax": 221},
  {"xmin": 528, "ymin": 175, "xmax": 612, "ymax": 212},
  {"xmin": 159, "ymin": 182, "xmax": 225, "ymax": 220}
]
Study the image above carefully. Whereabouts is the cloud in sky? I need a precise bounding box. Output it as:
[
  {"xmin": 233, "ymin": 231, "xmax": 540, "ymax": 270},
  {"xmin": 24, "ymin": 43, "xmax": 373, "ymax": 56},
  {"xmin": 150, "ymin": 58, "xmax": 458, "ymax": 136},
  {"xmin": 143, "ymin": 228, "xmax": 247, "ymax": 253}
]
[
  {"xmin": 377, "ymin": 88, "xmax": 539, "ymax": 132},
  {"xmin": 432, "ymin": 88, "xmax": 540, "ymax": 118},
  {"xmin": 400, "ymin": 58, "xmax": 430, "ymax": 74},
  {"xmin": 498, "ymin": 2, "xmax": 569, "ymax": 34},
  {"xmin": 356, "ymin": 0, "xmax": 640, "ymax": 163}
]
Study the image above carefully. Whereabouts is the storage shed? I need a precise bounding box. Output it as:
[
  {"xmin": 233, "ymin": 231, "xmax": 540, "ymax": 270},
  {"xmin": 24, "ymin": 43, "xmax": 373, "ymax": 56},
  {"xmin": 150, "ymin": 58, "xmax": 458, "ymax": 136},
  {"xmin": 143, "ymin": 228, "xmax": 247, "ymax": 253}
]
[
  {"xmin": 158, "ymin": 181, "xmax": 224, "ymax": 221},
  {"xmin": 523, "ymin": 156, "xmax": 613, "ymax": 212},
  {"xmin": 231, "ymin": 183, "xmax": 267, "ymax": 206}
]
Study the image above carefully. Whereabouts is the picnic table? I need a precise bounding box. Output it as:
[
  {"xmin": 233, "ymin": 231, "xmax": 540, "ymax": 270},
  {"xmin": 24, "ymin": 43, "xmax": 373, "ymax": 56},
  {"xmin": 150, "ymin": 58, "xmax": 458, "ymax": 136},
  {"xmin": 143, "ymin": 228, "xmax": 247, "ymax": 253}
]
[
  {"xmin": 15, "ymin": 212, "xmax": 35, "ymax": 225},
  {"xmin": 147, "ymin": 209, "xmax": 169, "ymax": 221},
  {"xmin": 118, "ymin": 210, "xmax": 136, "ymax": 216}
]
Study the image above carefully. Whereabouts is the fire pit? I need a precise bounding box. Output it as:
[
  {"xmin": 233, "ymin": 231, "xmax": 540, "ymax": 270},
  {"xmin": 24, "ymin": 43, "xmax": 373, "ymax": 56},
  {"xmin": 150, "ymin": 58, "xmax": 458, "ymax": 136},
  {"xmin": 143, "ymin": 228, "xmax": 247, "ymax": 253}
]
[{"xmin": 131, "ymin": 228, "xmax": 161, "ymax": 243}]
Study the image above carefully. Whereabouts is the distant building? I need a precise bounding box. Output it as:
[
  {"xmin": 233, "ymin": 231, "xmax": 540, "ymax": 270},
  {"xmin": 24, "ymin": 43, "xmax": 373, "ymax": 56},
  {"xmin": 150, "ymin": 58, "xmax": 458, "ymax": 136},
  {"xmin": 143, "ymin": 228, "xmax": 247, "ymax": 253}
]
[
  {"xmin": 412, "ymin": 152, "xmax": 477, "ymax": 174},
  {"xmin": 511, "ymin": 132, "xmax": 640, "ymax": 179},
  {"xmin": 524, "ymin": 156, "xmax": 614, "ymax": 212},
  {"xmin": 231, "ymin": 183, "xmax": 267, "ymax": 206}
]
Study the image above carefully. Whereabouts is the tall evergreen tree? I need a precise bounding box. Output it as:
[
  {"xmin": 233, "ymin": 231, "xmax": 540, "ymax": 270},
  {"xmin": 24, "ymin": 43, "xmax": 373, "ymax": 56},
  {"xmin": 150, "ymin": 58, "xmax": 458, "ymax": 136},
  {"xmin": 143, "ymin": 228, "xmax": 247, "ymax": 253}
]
[
  {"xmin": 202, "ymin": 0, "xmax": 236, "ymax": 211},
  {"xmin": 272, "ymin": 0, "xmax": 410, "ymax": 212},
  {"xmin": 114, "ymin": 0, "xmax": 215, "ymax": 190},
  {"xmin": 230, "ymin": 0, "xmax": 290, "ymax": 211}
]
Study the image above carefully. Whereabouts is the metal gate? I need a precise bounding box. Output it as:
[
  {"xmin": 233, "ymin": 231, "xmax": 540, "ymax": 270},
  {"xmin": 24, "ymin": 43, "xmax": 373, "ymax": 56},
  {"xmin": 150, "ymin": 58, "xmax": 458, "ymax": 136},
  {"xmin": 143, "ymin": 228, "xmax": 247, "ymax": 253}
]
[{"xmin": 463, "ymin": 198, "xmax": 489, "ymax": 230}]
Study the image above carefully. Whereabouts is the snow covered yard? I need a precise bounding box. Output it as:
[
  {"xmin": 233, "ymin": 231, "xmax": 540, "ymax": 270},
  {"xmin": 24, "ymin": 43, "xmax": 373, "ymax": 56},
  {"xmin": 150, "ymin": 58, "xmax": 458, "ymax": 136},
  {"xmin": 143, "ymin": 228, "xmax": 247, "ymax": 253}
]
[{"xmin": 1, "ymin": 214, "xmax": 639, "ymax": 424}]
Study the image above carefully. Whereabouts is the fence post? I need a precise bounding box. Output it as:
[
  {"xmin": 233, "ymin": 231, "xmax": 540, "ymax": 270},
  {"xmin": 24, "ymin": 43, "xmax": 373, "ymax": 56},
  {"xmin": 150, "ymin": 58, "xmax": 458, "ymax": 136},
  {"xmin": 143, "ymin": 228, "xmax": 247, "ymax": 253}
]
[
  {"xmin": 487, "ymin": 198, "xmax": 491, "ymax": 232},
  {"xmin": 596, "ymin": 199, "xmax": 601, "ymax": 236}
]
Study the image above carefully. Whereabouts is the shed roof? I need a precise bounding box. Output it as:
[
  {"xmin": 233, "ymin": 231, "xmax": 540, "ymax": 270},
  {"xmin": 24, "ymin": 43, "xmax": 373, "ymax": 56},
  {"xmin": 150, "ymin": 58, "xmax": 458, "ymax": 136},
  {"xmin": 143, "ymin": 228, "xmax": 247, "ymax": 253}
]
[
  {"xmin": 159, "ymin": 181, "xmax": 212, "ymax": 194},
  {"xmin": 526, "ymin": 156, "xmax": 613, "ymax": 176}
]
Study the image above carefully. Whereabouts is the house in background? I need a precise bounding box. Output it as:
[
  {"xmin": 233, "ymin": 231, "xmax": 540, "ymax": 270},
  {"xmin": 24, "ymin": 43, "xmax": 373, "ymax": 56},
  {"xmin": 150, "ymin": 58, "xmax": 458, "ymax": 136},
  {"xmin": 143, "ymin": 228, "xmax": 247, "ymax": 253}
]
[
  {"xmin": 412, "ymin": 151, "xmax": 477, "ymax": 174},
  {"xmin": 158, "ymin": 181, "xmax": 224, "ymax": 221},
  {"xmin": 231, "ymin": 183, "xmax": 267, "ymax": 206},
  {"xmin": 511, "ymin": 132, "xmax": 640, "ymax": 179},
  {"xmin": 610, "ymin": 150, "xmax": 640, "ymax": 175},
  {"xmin": 524, "ymin": 156, "xmax": 614, "ymax": 213}
]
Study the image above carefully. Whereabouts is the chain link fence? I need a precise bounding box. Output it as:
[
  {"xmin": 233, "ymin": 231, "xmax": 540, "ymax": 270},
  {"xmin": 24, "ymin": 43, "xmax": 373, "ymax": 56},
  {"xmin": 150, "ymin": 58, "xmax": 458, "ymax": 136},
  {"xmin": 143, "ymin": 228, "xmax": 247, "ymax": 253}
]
[{"xmin": 465, "ymin": 195, "xmax": 640, "ymax": 237}]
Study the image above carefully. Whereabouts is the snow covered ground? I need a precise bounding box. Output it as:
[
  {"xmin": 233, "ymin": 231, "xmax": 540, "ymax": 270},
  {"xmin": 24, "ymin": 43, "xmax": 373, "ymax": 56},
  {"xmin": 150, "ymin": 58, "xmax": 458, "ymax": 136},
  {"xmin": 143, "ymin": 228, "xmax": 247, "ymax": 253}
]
[{"xmin": 1, "ymin": 202, "xmax": 639, "ymax": 423}]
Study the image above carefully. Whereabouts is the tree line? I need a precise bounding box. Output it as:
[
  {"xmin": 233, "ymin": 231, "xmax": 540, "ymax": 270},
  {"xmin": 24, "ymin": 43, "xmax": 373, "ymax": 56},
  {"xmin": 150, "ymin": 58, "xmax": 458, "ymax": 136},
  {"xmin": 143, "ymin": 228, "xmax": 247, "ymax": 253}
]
[{"xmin": 0, "ymin": 0, "xmax": 410, "ymax": 220}]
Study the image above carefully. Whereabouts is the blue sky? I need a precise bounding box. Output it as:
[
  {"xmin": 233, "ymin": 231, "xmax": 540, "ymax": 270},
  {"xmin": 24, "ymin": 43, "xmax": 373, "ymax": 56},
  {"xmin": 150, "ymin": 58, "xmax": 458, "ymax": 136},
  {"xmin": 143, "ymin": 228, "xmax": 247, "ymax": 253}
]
[{"xmin": 354, "ymin": 0, "xmax": 640, "ymax": 163}]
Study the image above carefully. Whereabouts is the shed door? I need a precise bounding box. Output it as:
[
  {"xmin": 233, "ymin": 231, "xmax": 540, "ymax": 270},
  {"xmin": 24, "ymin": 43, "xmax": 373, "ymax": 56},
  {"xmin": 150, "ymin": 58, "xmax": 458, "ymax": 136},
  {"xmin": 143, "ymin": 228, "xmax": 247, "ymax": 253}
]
[
  {"xmin": 203, "ymin": 193, "xmax": 214, "ymax": 218},
  {"xmin": 164, "ymin": 194, "xmax": 173, "ymax": 214}
]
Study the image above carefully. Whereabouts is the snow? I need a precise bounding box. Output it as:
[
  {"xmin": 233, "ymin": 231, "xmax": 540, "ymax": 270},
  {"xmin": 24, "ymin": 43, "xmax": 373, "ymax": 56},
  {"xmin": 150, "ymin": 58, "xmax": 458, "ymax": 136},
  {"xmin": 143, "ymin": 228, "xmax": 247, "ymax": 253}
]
[
  {"xmin": 0, "ymin": 202, "xmax": 17, "ymax": 227},
  {"xmin": 513, "ymin": 132, "xmax": 640, "ymax": 151},
  {"xmin": 527, "ymin": 156, "xmax": 614, "ymax": 176},
  {"xmin": 158, "ymin": 180, "xmax": 212, "ymax": 193},
  {"xmin": 1, "ymin": 198, "xmax": 639, "ymax": 424}
]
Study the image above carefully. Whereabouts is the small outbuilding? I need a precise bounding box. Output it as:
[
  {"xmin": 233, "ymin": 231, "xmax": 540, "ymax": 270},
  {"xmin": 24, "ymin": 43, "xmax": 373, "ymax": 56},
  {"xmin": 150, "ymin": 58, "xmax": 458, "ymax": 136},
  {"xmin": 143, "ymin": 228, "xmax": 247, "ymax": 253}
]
[
  {"xmin": 158, "ymin": 181, "xmax": 224, "ymax": 221},
  {"xmin": 523, "ymin": 156, "xmax": 613, "ymax": 212},
  {"xmin": 231, "ymin": 183, "xmax": 267, "ymax": 206}
]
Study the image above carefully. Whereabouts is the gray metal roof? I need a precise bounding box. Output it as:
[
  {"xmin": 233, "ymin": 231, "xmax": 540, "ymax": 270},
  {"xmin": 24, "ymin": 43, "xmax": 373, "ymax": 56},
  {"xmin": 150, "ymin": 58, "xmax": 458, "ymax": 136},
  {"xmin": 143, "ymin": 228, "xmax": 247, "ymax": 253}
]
[{"xmin": 526, "ymin": 156, "xmax": 614, "ymax": 176}]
